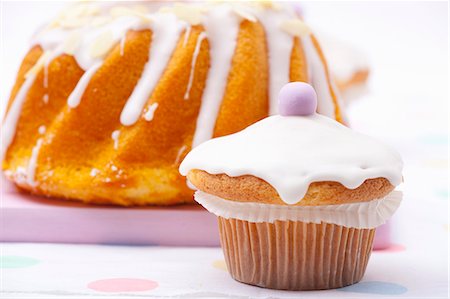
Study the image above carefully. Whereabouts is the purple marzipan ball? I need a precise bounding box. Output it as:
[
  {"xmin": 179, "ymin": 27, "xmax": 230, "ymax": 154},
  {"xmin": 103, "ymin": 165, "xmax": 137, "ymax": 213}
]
[{"xmin": 278, "ymin": 82, "xmax": 317, "ymax": 116}]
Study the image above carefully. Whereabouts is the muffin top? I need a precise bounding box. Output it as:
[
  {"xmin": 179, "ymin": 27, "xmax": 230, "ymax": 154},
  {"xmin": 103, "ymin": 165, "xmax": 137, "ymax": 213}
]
[{"xmin": 180, "ymin": 82, "xmax": 403, "ymax": 205}]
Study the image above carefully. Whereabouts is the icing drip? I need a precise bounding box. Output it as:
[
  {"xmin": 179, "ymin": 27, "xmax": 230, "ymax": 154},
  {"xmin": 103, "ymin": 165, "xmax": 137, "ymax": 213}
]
[
  {"xmin": 111, "ymin": 130, "xmax": 120, "ymax": 150},
  {"xmin": 301, "ymin": 36, "xmax": 335, "ymax": 118},
  {"xmin": 13, "ymin": 167, "xmax": 28, "ymax": 186},
  {"xmin": 34, "ymin": 15, "xmax": 144, "ymax": 71},
  {"xmin": 180, "ymin": 114, "xmax": 403, "ymax": 204},
  {"xmin": 27, "ymin": 138, "xmax": 43, "ymax": 187},
  {"xmin": 1, "ymin": 73, "xmax": 37, "ymax": 161},
  {"xmin": 42, "ymin": 94, "xmax": 49, "ymax": 104},
  {"xmin": 67, "ymin": 62, "xmax": 102, "ymax": 108},
  {"xmin": 38, "ymin": 125, "xmax": 46, "ymax": 135},
  {"xmin": 120, "ymin": 14, "xmax": 186, "ymax": 126},
  {"xmin": 251, "ymin": 7, "xmax": 296, "ymax": 115},
  {"xmin": 119, "ymin": 35, "xmax": 126, "ymax": 56},
  {"xmin": 191, "ymin": 6, "xmax": 239, "ymax": 147},
  {"xmin": 174, "ymin": 145, "xmax": 187, "ymax": 165},
  {"xmin": 184, "ymin": 32, "xmax": 206, "ymax": 100},
  {"xmin": 183, "ymin": 25, "xmax": 191, "ymax": 47},
  {"xmin": 43, "ymin": 62, "xmax": 49, "ymax": 88},
  {"xmin": 143, "ymin": 102, "xmax": 159, "ymax": 121},
  {"xmin": 90, "ymin": 168, "xmax": 99, "ymax": 177},
  {"xmin": 36, "ymin": 16, "xmax": 142, "ymax": 71}
]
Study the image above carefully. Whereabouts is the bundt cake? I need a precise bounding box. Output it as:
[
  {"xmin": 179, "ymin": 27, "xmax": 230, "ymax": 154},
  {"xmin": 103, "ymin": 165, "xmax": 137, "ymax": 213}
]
[
  {"xmin": 319, "ymin": 34, "xmax": 370, "ymax": 95},
  {"xmin": 1, "ymin": 1, "xmax": 343, "ymax": 206}
]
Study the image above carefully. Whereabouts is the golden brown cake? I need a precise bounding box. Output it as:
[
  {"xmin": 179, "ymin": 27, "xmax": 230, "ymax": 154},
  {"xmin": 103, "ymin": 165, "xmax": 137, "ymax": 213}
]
[
  {"xmin": 187, "ymin": 170, "xmax": 394, "ymax": 206},
  {"xmin": 2, "ymin": 2, "xmax": 343, "ymax": 205},
  {"xmin": 180, "ymin": 82, "xmax": 403, "ymax": 290}
]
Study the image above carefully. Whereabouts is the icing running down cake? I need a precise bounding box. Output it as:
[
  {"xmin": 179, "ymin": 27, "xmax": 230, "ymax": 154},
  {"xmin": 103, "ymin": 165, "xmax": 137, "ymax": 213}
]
[{"xmin": 2, "ymin": 2, "xmax": 343, "ymax": 205}]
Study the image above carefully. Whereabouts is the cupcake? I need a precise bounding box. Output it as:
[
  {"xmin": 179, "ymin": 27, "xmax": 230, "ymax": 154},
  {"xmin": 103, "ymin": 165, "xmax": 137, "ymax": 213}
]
[{"xmin": 179, "ymin": 82, "xmax": 403, "ymax": 290}]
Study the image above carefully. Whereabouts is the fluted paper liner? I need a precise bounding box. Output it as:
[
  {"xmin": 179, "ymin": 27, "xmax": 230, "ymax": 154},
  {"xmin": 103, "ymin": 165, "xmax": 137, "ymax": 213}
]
[
  {"xmin": 196, "ymin": 191, "xmax": 402, "ymax": 229},
  {"xmin": 218, "ymin": 218, "xmax": 375, "ymax": 290}
]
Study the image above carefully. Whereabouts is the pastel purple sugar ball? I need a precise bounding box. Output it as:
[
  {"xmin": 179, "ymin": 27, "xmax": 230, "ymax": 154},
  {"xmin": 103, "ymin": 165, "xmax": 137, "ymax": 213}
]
[{"xmin": 278, "ymin": 82, "xmax": 317, "ymax": 116}]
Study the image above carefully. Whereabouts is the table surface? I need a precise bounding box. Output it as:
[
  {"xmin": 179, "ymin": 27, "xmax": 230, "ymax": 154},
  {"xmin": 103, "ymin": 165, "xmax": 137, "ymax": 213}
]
[{"xmin": 1, "ymin": 2, "xmax": 448, "ymax": 299}]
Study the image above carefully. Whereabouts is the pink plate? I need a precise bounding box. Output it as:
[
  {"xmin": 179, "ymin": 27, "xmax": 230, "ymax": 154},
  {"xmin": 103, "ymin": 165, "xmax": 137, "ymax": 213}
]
[
  {"xmin": 0, "ymin": 176, "xmax": 390, "ymax": 247},
  {"xmin": 0, "ymin": 176, "xmax": 220, "ymax": 246}
]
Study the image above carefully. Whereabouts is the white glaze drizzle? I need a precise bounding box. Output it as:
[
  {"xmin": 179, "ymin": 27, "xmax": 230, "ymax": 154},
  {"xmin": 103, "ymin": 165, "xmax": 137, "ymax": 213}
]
[
  {"xmin": 26, "ymin": 138, "xmax": 44, "ymax": 187},
  {"xmin": 13, "ymin": 166, "xmax": 28, "ymax": 186},
  {"xmin": 184, "ymin": 32, "xmax": 206, "ymax": 100},
  {"xmin": 90, "ymin": 168, "xmax": 99, "ymax": 177},
  {"xmin": 191, "ymin": 6, "xmax": 239, "ymax": 147},
  {"xmin": 43, "ymin": 62, "xmax": 49, "ymax": 88},
  {"xmin": 174, "ymin": 145, "xmax": 187, "ymax": 165},
  {"xmin": 301, "ymin": 35, "xmax": 335, "ymax": 118},
  {"xmin": 183, "ymin": 25, "xmax": 191, "ymax": 47},
  {"xmin": 1, "ymin": 73, "xmax": 37, "ymax": 161},
  {"xmin": 42, "ymin": 94, "xmax": 49, "ymax": 104},
  {"xmin": 180, "ymin": 114, "xmax": 403, "ymax": 205},
  {"xmin": 143, "ymin": 102, "xmax": 159, "ymax": 121},
  {"xmin": 35, "ymin": 15, "xmax": 143, "ymax": 71},
  {"xmin": 119, "ymin": 35, "xmax": 126, "ymax": 56},
  {"xmin": 111, "ymin": 130, "xmax": 120, "ymax": 150},
  {"xmin": 120, "ymin": 14, "xmax": 186, "ymax": 126},
  {"xmin": 67, "ymin": 62, "xmax": 102, "ymax": 108},
  {"xmin": 251, "ymin": 7, "xmax": 295, "ymax": 115},
  {"xmin": 38, "ymin": 125, "xmax": 46, "ymax": 135}
]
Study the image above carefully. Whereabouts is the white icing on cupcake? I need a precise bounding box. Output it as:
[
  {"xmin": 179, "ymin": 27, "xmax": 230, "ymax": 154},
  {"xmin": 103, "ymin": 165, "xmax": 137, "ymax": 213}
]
[{"xmin": 180, "ymin": 100, "xmax": 403, "ymax": 205}]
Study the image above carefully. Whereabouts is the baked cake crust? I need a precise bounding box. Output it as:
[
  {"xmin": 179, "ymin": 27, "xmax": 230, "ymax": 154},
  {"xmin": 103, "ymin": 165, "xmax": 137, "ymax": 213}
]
[{"xmin": 187, "ymin": 169, "xmax": 395, "ymax": 206}]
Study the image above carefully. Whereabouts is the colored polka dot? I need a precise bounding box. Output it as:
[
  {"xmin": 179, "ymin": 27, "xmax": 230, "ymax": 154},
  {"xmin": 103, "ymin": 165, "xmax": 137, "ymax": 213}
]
[
  {"xmin": 376, "ymin": 244, "xmax": 406, "ymax": 253},
  {"xmin": 212, "ymin": 260, "xmax": 227, "ymax": 271},
  {"xmin": 88, "ymin": 278, "xmax": 158, "ymax": 293},
  {"xmin": 422, "ymin": 159, "xmax": 448, "ymax": 169},
  {"xmin": 436, "ymin": 189, "xmax": 449, "ymax": 199},
  {"xmin": 419, "ymin": 134, "xmax": 448, "ymax": 145},
  {"xmin": 339, "ymin": 281, "xmax": 408, "ymax": 295},
  {"xmin": 0, "ymin": 256, "xmax": 40, "ymax": 269}
]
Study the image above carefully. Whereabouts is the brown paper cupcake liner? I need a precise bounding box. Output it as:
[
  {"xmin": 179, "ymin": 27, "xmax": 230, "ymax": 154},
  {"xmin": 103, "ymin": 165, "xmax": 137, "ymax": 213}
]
[{"xmin": 218, "ymin": 217, "xmax": 375, "ymax": 290}]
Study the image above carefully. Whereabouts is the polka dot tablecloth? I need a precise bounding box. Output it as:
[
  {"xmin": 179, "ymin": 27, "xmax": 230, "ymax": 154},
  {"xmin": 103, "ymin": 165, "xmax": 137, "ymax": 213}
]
[{"xmin": 0, "ymin": 230, "xmax": 447, "ymax": 299}]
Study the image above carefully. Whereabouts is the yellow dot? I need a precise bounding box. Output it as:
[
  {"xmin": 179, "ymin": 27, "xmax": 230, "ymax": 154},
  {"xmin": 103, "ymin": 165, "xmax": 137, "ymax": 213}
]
[
  {"xmin": 422, "ymin": 159, "xmax": 448, "ymax": 169},
  {"xmin": 212, "ymin": 260, "xmax": 227, "ymax": 271}
]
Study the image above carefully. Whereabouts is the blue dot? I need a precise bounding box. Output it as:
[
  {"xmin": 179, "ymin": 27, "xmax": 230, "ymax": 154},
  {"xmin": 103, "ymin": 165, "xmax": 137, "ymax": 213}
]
[
  {"xmin": 436, "ymin": 189, "xmax": 448, "ymax": 199},
  {"xmin": 338, "ymin": 281, "xmax": 408, "ymax": 295},
  {"xmin": 419, "ymin": 134, "xmax": 448, "ymax": 145},
  {"xmin": 1, "ymin": 256, "xmax": 40, "ymax": 269}
]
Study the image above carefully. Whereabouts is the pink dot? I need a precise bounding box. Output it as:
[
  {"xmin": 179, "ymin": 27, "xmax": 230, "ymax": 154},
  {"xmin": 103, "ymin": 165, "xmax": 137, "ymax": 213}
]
[
  {"xmin": 377, "ymin": 243, "xmax": 406, "ymax": 253},
  {"xmin": 88, "ymin": 278, "xmax": 158, "ymax": 293}
]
